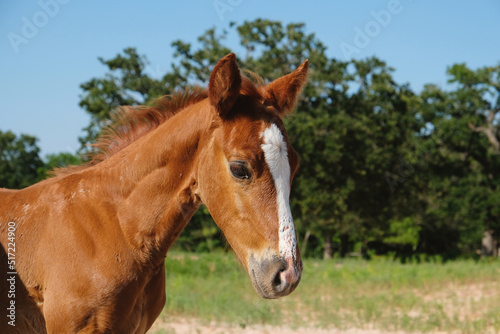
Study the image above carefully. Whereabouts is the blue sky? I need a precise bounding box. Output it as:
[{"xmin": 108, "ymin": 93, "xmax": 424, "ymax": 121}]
[{"xmin": 1, "ymin": 0, "xmax": 499, "ymax": 156}]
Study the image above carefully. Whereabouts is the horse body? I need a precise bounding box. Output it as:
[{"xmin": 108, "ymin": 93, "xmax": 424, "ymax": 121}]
[
  {"xmin": 1, "ymin": 99, "xmax": 208, "ymax": 333},
  {"xmin": 0, "ymin": 173, "xmax": 157, "ymax": 332},
  {"xmin": 0, "ymin": 54, "xmax": 308, "ymax": 333}
]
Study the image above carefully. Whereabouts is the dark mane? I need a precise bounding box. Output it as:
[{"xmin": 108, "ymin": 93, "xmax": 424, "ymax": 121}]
[{"xmin": 53, "ymin": 75, "xmax": 264, "ymax": 177}]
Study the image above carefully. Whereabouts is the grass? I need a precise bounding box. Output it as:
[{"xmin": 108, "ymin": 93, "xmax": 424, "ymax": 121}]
[{"xmin": 156, "ymin": 252, "xmax": 500, "ymax": 333}]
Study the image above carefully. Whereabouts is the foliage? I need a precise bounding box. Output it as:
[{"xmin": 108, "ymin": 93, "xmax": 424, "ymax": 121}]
[
  {"xmin": 414, "ymin": 62, "xmax": 500, "ymax": 257},
  {"xmin": 75, "ymin": 19, "xmax": 425, "ymax": 258},
  {"xmin": 0, "ymin": 131, "xmax": 83, "ymax": 189},
  {"xmin": 173, "ymin": 206, "xmax": 225, "ymax": 253},
  {"xmin": 78, "ymin": 48, "xmax": 177, "ymax": 155},
  {"xmin": 3, "ymin": 19, "xmax": 500, "ymax": 259},
  {"xmin": 74, "ymin": 20, "xmax": 500, "ymax": 259},
  {"xmin": 0, "ymin": 130, "xmax": 44, "ymax": 189},
  {"xmin": 383, "ymin": 217, "xmax": 420, "ymax": 250}
]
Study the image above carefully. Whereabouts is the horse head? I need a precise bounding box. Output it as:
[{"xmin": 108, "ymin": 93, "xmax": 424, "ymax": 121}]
[{"xmin": 196, "ymin": 53, "xmax": 308, "ymax": 299}]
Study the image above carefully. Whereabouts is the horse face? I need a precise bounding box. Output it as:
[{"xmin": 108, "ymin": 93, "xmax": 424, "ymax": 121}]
[{"xmin": 197, "ymin": 54, "xmax": 308, "ymax": 299}]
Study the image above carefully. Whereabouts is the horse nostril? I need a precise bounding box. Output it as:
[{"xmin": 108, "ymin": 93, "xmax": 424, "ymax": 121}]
[
  {"xmin": 272, "ymin": 260, "xmax": 288, "ymax": 289},
  {"xmin": 272, "ymin": 270, "xmax": 282, "ymax": 287}
]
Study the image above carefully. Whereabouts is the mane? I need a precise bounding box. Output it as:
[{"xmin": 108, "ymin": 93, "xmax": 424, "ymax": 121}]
[{"xmin": 53, "ymin": 74, "xmax": 263, "ymax": 177}]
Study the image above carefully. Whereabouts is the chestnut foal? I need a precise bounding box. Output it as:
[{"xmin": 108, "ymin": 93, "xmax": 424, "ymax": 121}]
[{"xmin": 0, "ymin": 53, "xmax": 308, "ymax": 333}]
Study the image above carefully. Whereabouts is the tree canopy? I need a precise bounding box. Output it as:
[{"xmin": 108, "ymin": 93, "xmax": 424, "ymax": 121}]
[
  {"xmin": 0, "ymin": 131, "xmax": 44, "ymax": 189},
  {"xmin": 2, "ymin": 19, "xmax": 499, "ymax": 259}
]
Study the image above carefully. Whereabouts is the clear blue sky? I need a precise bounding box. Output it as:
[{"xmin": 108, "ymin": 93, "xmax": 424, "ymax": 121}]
[{"xmin": 1, "ymin": 0, "xmax": 499, "ymax": 156}]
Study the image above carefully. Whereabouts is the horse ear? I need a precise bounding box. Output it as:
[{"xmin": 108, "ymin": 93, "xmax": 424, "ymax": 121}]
[
  {"xmin": 262, "ymin": 60, "xmax": 309, "ymax": 116},
  {"xmin": 208, "ymin": 53, "xmax": 242, "ymax": 118}
]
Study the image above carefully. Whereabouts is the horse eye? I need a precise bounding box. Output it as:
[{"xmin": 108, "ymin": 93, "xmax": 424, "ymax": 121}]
[{"xmin": 230, "ymin": 162, "xmax": 251, "ymax": 180}]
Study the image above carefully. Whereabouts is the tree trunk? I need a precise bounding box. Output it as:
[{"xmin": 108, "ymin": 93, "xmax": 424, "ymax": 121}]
[
  {"xmin": 323, "ymin": 231, "xmax": 333, "ymax": 259},
  {"xmin": 481, "ymin": 230, "xmax": 498, "ymax": 257}
]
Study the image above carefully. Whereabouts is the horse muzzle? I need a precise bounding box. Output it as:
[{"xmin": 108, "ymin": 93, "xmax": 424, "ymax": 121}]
[{"xmin": 248, "ymin": 252, "xmax": 302, "ymax": 299}]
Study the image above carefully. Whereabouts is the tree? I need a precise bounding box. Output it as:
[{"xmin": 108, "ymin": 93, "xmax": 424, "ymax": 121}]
[
  {"xmin": 0, "ymin": 131, "xmax": 44, "ymax": 189},
  {"xmin": 2, "ymin": 21, "xmax": 497, "ymax": 259},
  {"xmin": 416, "ymin": 63, "xmax": 500, "ymax": 257},
  {"xmin": 78, "ymin": 48, "xmax": 177, "ymax": 155},
  {"xmin": 165, "ymin": 21, "xmax": 423, "ymax": 259},
  {"xmin": 77, "ymin": 19, "xmax": 423, "ymax": 258}
]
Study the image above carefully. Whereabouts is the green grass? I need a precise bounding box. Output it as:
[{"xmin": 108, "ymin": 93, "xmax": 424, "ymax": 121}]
[{"xmin": 158, "ymin": 252, "xmax": 500, "ymax": 333}]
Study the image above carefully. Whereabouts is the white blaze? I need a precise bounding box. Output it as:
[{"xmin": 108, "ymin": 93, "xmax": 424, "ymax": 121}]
[{"xmin": 261, "ymin": 123, "xmax": 297, "ymax": 260}]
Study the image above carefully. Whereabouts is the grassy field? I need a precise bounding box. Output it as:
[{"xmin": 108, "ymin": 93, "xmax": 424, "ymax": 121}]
[{"xmin": 152, "ymin": 252, "xmax": 500, "ymax": 333}]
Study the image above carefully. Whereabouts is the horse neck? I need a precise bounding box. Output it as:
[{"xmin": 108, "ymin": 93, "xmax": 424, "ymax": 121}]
[{"xmin": 99, "ymin": 100, "xmax": 212, "ymax": 265}]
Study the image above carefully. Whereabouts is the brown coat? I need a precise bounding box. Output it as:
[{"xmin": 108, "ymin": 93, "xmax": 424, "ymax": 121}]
[{"xmin": 0, "ymin": 54, "xmax": 308, "ymax": 334}]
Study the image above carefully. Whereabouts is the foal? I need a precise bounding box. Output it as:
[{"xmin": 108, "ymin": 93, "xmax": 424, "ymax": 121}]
[{"xmin": 0, "ymin": 53, "xmax": 308, "ymax": 333}]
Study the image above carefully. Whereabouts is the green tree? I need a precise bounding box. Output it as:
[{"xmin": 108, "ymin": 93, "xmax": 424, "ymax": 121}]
[
  {"xmin": 167, "ymin": 21, "xmax": 423, "ymax": 259},
  {"xmin": 77, "ymin": 19, "xmax": 423, "ymax": 258},
  {"xmin": 415, "ymin": 63, "xmax": 500, "ymax": 257},
  {"xmin": 4, "ymin": 21, "xmax": 498, "ymax": 259},
  {"xmin": 78, "ymin": 48, "xmax": 178, "ymax": 155},
  {"xmin": 0, "ymin": 131, "xmax": 44, "ymax": 189}
]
